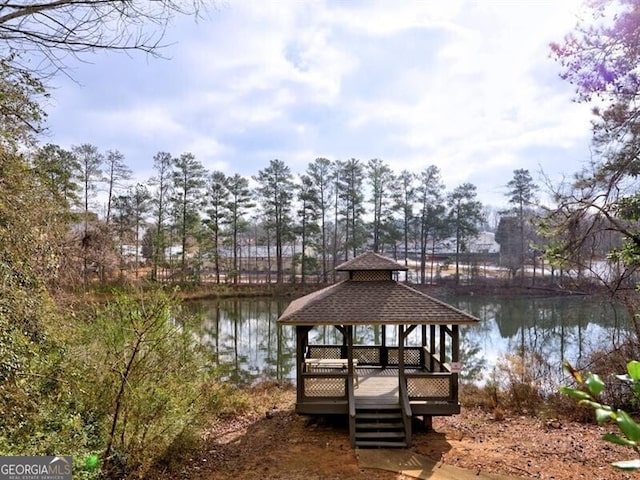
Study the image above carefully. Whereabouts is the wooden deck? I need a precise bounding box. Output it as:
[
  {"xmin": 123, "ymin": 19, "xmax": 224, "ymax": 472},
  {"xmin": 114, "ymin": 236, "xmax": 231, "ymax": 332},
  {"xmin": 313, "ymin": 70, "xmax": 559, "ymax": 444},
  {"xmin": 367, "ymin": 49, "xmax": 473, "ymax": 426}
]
[{"xmin": 355, "ymin": 368, "xmax": 404, "ymax": 404}]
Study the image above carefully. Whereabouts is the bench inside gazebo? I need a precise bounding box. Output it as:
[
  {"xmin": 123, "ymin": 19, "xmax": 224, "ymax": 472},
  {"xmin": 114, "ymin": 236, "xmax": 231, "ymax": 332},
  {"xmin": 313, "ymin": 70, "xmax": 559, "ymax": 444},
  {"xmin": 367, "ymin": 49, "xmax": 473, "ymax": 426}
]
[{"xmin": 277, "ymin": 251, "xmax": 479, "ymax": 448}]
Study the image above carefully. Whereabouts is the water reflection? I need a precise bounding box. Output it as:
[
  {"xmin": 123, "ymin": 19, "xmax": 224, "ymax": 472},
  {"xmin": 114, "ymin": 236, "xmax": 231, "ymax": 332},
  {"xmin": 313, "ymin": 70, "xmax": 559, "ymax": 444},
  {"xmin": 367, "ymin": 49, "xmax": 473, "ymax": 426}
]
[
  {"xmin": 447, "ymin": 295, "xmax": 630, "ymax": 389},
  {"xmin": 188, "ymin": 298, "xmax": 296, "ymax": 386},
  {"xmin": 187, "ymin": 295, "xmax": 630, "ymax": 387}
]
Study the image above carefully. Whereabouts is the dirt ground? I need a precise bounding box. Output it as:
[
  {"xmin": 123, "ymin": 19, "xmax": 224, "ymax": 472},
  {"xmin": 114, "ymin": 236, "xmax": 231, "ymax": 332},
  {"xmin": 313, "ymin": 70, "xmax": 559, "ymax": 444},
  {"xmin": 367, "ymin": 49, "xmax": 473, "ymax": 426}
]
[{"xmin": 154, "ymin": 383, "xmax": 640, "ymax": 480}]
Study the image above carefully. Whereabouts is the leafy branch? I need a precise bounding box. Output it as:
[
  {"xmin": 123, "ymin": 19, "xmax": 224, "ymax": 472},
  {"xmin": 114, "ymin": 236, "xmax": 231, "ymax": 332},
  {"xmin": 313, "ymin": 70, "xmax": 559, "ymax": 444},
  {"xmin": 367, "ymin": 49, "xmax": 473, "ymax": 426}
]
[{"xmin": 560, "ymin": 360, "xmax": 640, "ymax": 470}]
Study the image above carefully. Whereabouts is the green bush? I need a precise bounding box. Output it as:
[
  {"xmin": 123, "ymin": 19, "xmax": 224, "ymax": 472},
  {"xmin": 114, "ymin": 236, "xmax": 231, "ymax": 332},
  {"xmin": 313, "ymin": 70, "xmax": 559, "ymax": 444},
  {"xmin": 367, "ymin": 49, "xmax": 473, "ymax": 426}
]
[
  {"xmin": 576, "ymin": 343, "xmax": 640, "ymax": 412},
  {"xmin": 0, "ymin": 314, "xmax": 101, "ymax": 479},
  {"xmin": 1, "ymin": 283, "xmax": 249, "ymax": 479},
  {"xmin": 561, "ymin": 360, "xmax": 640, "ymax": 471},
  {"xmin": 72, "ymin": 290, "xmax": 213, "ymax": 478}
]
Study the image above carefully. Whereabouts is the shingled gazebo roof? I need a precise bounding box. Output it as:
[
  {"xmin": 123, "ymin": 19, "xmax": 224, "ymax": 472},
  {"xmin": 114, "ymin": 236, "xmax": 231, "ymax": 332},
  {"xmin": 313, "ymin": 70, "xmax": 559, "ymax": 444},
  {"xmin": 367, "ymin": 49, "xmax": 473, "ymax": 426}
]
[
  {"xmin": 335, "ymin": 251, "xmax": 408, "ymax": 271},
  {"xmin": 278, "ymin": 252, "xmax": 478, "ymax": 326}
]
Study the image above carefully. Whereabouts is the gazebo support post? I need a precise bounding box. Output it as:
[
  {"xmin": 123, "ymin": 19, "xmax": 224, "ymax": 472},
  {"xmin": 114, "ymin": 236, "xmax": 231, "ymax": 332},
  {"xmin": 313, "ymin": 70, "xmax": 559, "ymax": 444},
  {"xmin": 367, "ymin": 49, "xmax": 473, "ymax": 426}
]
[
  {"xmin": 422, "ymin": 415, "xmax": 433, "ymax": 432},
  {"xmin": 421, "ymin": 325, "xmax": 427, "ymax": 369},
  {"xmin": 403, "ymin": 325, "xmax": 417, "ymax": 372},
  {"xmin": 429, "ymin": 324, "xmax": 436, "ymax": 371},
  {"xmin": 439, "ymin": 326, "xmax": 447, "ymax": 372},
  {"xmin": 346, "ymin": 325, "xmax": 354, "ymax": 378},
  {"xmin": 381, "ymin": 325, "xmax": 387, "ymax": 367},
  {"xmin": 398, "ymin": 324, "xmax": 412, "ymax": 446},
  {"xmin": 346, "ymin": 324, "xmax": 356, "ymax": 447},
  {"xmin": 335, "ymin": 325, "xmax": 347, "ymax": 358},
  {"xmin": 398, "ymin": 324, "xmax": 405, "ymax": 378},
  {"xmin": 296, "ymin": 326, "xmax": 312, "ymax": 403},
  {"xmin": 452, "ymin": 324, "xmax": 459, "ymax": 403}
]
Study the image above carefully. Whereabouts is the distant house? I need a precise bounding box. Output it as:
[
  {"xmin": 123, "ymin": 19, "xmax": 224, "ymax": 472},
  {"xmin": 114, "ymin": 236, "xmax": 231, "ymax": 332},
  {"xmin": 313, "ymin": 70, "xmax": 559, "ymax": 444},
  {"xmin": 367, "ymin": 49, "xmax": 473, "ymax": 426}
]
[
  {"xmin": 214, "ymin": 244, "xmax": 311, "ymax": 271},
  {"xmin": 400, "ymin": 231, "xmax": 500, "ymax": 258},
  {"xmin": 164, "ymin": 245, "xmax": 185, "ymax": 259},
  {"xmin": 119, "ymin": 245, "xmax": 143, "ymax": 264},
  {"xmin": 467, "ymin": 231, "xmax": 500, "ymax": 254}
]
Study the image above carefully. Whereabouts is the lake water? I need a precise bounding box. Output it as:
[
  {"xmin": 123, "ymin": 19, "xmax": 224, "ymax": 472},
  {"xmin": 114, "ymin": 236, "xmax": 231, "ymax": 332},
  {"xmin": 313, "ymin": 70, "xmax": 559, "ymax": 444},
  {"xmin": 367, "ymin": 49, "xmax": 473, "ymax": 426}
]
[{"xmin": 186, "ymin": 294, "xmax": 630, "ymax": 388}]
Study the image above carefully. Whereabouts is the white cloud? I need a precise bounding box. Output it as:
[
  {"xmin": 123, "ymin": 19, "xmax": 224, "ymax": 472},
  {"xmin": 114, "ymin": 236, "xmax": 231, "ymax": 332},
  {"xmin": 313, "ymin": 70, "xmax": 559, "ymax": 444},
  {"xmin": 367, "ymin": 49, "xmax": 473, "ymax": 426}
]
[
  {"xmin": 44, "ymin": 0, "xmax": 594, "ymax": 208},
  {"xmin": 327, "ymin": 0, "xmax": 466, "ymax": 36},
  {"xmin": 91, "ymin": 106, "xmax": 184, "ymax": 139}
]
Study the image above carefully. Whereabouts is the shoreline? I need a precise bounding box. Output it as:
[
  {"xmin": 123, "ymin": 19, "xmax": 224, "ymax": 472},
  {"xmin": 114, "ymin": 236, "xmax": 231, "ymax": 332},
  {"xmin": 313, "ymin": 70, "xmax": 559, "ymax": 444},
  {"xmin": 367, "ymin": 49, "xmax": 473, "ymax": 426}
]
[{"xmin": 175, "ymin": 278, "xmax": 609, "ymax": 302}]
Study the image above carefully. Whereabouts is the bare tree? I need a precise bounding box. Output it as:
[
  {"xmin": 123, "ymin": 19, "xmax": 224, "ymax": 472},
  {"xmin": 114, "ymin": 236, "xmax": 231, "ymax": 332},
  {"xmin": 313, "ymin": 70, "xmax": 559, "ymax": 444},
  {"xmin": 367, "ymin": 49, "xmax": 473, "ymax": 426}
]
[{"xmin": 1, "ymin": 1, "xmax": 205, "ymax": 77}]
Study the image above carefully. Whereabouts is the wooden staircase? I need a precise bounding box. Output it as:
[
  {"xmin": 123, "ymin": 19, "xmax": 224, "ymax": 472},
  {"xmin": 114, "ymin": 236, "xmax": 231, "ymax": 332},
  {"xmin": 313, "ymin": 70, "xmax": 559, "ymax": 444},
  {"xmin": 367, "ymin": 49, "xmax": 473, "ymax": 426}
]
[{"xmin": 354, "ymin": 403, "xmax": 407, "ymax": 448}]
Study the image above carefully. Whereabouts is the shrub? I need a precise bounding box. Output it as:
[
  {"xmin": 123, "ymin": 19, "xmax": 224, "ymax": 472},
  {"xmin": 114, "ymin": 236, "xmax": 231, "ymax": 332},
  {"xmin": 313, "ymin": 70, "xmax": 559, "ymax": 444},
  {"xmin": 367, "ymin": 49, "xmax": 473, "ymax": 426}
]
[
  {"xmin": 72, "ymin": 290, "xmax": 213, "ymax": 478},
  {"xmin": 458, "ymin": 382, "xmax": 495, "ymax": 410},
  {"xmin": 561, "ymin": 360, "xmax": 640, "ymax": 471},
  {"xmin": 491, "ymin": 351, "xmax": 550, "ymax": 413},
  {"xmin": 579, "ymin": 342, "xmax": 640, "ymax": 412}
]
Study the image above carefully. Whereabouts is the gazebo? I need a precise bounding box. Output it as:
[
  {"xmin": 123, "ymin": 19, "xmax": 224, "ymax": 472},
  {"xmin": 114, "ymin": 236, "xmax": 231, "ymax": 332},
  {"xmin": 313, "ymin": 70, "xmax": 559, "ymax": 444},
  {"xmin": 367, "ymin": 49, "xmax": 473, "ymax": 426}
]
[{"xmin": 277, "ymin": 251, "xmax": 479, "ymax": 448}]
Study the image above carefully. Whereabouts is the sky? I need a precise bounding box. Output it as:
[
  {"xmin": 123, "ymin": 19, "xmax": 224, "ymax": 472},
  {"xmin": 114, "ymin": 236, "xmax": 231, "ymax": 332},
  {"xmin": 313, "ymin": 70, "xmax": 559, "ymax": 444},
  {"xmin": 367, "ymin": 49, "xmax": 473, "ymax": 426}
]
[{"xmin": 43, "ymin": 0, "xmax": 595, "ymax": 209}]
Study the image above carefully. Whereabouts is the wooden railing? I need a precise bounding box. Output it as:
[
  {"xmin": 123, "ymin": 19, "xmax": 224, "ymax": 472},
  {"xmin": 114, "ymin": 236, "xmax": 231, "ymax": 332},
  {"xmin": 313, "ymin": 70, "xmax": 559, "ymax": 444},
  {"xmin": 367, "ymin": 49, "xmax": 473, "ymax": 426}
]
[
  {"xmin": 307, "ymin": 344, "xmax": 425, "ymax": 368},
  {"xmin": 399, "ymin": 377, "xmax": 412, "ymax": 446},
  {"xmin": 348, "ymin": 374, "xmax": 356, "ymax": 447},
  {"xmin": 303, "ymin": 345, "xmax": 458, "ymax": 404},
  {"xmin": 300, "ymin": 366, "xmax": 348, "ymax": 400},
  {"xmin": 405, "ymin": 372, "xmax": 456, "ymax": 402},
  {"xmin": 425, "ymin": 347, "xmax": 450, "ymax": 373}
]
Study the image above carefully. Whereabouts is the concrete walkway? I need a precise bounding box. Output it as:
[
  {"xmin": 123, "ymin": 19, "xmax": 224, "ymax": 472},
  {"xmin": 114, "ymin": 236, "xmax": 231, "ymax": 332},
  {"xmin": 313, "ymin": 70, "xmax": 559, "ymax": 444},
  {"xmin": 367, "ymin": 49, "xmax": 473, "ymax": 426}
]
[{"xmin": 357, "ymin": 449, "xmax": 524, "ymax": 480}]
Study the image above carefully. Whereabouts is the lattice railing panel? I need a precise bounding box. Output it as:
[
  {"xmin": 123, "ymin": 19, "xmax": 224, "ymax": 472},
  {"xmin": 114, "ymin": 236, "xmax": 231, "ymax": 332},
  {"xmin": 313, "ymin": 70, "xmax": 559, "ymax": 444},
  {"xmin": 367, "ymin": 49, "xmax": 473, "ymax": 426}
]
[
  {"xmin": 405, "ymin": 348, "xmax": 421, "ymax": 366},
  {"xmin": 304, "ymin": 378, "xmax": 346, "ymax": 397},
  {"xmin": 308, "ymin": 346, "xmax": 342, "ymax": 359},
  {"xmin": 352, "ymin": 271, "xmax": 391, "ymax": 281},
  {"xmin": 353, "ymin": 347, "xmax": 380, "ymax": 364},
  {"xmin": 388, "ymin": 348, "xmax": 422, "ymax": 367},
  {"xmin": 407, "ymin": 376, "xmax": 451, "ymax": 398}
]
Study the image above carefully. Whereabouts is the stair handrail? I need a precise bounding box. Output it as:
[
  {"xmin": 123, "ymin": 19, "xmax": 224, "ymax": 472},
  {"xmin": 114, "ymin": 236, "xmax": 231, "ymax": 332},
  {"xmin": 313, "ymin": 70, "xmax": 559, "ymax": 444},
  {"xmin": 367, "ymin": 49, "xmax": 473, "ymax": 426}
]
[
  {"xmin": 399, "ymin": 376, "xmax": 412, "ymax": 446},
  {"xmin": 347, "ymin": 373, "xmax": 356, "ymax": 448}
]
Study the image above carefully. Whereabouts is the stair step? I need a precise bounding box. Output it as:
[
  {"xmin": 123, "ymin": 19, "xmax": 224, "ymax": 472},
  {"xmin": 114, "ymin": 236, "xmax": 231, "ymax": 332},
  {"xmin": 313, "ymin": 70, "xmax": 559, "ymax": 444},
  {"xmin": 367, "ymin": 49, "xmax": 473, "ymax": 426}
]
[
  {"xmin": 355, "ymin": 431, "xmax": 405, "ymax": 439},
  {"xmin": 356, "ymin": 421, "xmax": 403, "ymax": 429},
  {"xmin": 356, "ymin": 412, "xmax": 402, "ymax": 420},
  {"xmin": 353, "ymin": 402, "xmax": 407, "ymax": 448},
  {"xmin": 356, "ymin": 440, "xmax": 408, "ymax": 448},
  {"xmin": 356, "ymin": 404, "xmax": 400, "ymax": 410}
]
